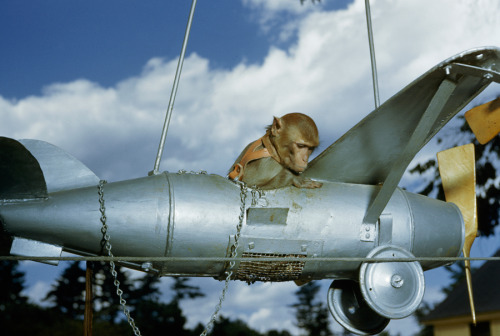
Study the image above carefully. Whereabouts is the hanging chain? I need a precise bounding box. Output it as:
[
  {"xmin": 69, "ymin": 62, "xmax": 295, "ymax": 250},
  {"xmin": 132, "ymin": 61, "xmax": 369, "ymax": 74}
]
[
  {"xmin": 250, "ymin": 187, "xmax": 264, "ymax": 207},
  {"xmin": 98, "ymin": 180, "xmax": 142, "ymax": 336},
  {"xmin": 200, "ymin": 180, "xmax": 248, "ymax": 336},
  {"xmin": 177, "ymin": 169, "xmax": 208, "ymax": 175}
]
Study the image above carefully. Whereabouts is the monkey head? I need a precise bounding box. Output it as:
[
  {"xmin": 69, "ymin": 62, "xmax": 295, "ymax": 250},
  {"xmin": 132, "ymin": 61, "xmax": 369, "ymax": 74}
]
[{"xmin": 269, "ymin": 113, "xmax": 319, "ymax": 174}]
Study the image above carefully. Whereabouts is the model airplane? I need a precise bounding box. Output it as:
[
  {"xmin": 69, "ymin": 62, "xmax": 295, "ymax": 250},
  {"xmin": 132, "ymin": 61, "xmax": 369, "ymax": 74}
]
[{"xmin": 1, "ymin": 47, "xmax": 500, "ymax": 335}]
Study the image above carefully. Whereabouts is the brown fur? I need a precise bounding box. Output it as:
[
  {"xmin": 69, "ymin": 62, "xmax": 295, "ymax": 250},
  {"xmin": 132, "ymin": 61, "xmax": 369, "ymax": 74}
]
[{"xmin": 230, "ymin": 113, "xmax": 322, "ymax": 190}]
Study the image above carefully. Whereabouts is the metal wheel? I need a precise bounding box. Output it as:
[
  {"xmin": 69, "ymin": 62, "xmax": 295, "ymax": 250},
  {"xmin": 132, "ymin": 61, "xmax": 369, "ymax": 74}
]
[{"xmin": 327, "ymin": 280, "xmax": 390, "ymax": 335}]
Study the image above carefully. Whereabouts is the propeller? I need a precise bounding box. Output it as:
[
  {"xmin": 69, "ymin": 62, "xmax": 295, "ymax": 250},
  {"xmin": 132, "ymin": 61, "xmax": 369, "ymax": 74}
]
[
  {"xmin": 437, "ymin": 143, "xmax": 477, "ymax": 325},
  {"xmin": 465, "ymin": 97, "xmax": 500, "ymax": 144}
]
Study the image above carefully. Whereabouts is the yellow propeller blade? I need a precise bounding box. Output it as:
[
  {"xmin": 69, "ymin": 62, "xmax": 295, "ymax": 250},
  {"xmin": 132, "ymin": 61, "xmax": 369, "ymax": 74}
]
[
  {"xmin": 437, "ymin": 143, "xmax": 477, "ymax": 325},
  {"xmin": 465, "ymin": 97, "xmax": 500, "ymax": 144}
]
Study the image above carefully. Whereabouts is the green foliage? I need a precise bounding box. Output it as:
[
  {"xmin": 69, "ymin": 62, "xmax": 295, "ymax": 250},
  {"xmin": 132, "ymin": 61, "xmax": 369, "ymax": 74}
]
[
  {"xmin": 208, "ymin": 316, "xmax": 263, "ymax": 336},
  {"xmin": 440, "ymin": 262, "xmax": 478, "ymax": 296},
  {"xmin": 0, "ymin": 229, "xmax": 12, "ymax": 255},
  {"xmin": 93, "ymin": 261, "xmax": 135, "ymax": 323},
  {"xmin": 2, "ymin": 303, "xmax": 78, "ymax": 336},
  {"xmin": 133, "ymin": 299, "xmax": 190, "ymax": 336},
  {"xmin": 291, "ymin": 281, "xmax": 332, "ymax": 336},
  {"xmin": 0, "ymin": 260, "xmax": 27, "ymax": 308},
  {"xmin": 172, "ymin": 277, "xmax": 205, "ymax": 301},
  {"xmin": 44, "ymin": 261, "xmax": 86, "ymax": 319},
  {"xmin": 130, "ymin": 276, "xmax": 204, "ymax": 335},
  {"xmin": 265, "ymin": 330, "xmax": 293, "ymax": 336},
  {"xmin": 413, "ymin": 301, "xmax": 434, "ymax": 336},
  {"xmin": 128, "ymin": 271, "xmax": 161, "ymax": 303},
  {"xmin": 1, "ymin": 256, "xmax": 293, "ymax": 335},
  {"xmin": 191, "ymin": 316, "xmax": 292, "ymax": 336},
  {"xmin": 0, "ymin": 231, "xmax": 27, "ymax": 309}
]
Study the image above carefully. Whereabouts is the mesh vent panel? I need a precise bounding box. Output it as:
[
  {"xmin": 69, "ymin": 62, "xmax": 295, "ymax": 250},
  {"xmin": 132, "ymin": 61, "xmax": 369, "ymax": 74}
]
[{"xmin": 236, "ymin": 252, "xmax": 305, "ymax": 283}]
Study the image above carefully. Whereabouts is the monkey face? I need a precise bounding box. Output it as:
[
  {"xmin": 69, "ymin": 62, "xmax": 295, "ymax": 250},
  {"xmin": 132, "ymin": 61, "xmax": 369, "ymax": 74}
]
[
  {"xmin": 269, "ymin": 112, "xmax": 319, "ymax": 174},
  {"xmin": 284, "ymin": 141, "xmax": 316, "ymax": 173}
]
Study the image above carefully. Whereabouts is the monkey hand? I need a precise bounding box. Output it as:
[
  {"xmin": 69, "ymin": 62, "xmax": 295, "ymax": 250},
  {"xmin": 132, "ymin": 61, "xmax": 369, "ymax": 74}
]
[{"xmin": 293, "ymin": 177, "xmax": 323, "ymax": 189}]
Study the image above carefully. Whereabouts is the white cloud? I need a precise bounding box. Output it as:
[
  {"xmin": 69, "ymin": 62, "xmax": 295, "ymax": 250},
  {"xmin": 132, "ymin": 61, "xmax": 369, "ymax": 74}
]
[
  {"xmin": 241, "ymin": 0, "xmax": 321, "ymax": 40},
  {"xmin": 176, "ymin": 279, "xmax": 300, "ymax": 334},
  {"xmin": 22, "ymin": 280, "xmax": 51, "ymax": 306},
  {"xmin": 242, "ymin": 0, "xmax": 314, "ymax": 14}
]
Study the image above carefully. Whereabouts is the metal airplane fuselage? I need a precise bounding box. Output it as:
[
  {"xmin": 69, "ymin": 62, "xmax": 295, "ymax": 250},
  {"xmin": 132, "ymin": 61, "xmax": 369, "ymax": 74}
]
[{"xmin": 1, "ymin": 172, "xmax": 463, "ymax": 280}]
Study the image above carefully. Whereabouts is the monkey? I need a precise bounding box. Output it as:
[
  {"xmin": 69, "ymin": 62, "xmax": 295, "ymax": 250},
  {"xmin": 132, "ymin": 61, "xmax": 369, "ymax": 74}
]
[{"xmin": 228, "ymin": 113, "xmax": 323, "ymax": 190}]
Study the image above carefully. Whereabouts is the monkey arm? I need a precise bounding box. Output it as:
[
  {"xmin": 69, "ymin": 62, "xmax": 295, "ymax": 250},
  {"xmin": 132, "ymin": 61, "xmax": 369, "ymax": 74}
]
[
  {"xmin": 242, "ymin": 158, "xmax": 322, "ymax": 190},
  {"xmin": 292, "ymin": 176, "xmax": 323, "ymax": 189}
]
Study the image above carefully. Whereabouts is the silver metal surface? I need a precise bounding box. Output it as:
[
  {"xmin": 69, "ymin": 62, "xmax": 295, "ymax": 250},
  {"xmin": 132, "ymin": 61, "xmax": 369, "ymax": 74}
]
[
  {"xmin": 360, "ymin": 223, "xmax": 376, "ymax": 242},
  {"xmin": 0, "ymin": 136, "xmax": 47, "ymax": 200},
  {"xmin": 305, "ymin": 47, "xmax": 500, "ymax": 185},
  {"xmin": 327, "ymin": 280, "xmax": 390, "ymax": 335},
  {"xmin": 359, "ymin": 245, "xmax": 425, "ymax": 319},
  {"xmin": 362, "ymin": 78, "xmax": 456, "ymax": 225},
  {"xmin": 10, "ymin": 237, "xmax": 62, "ymax": 266},
  {"xmin": 19, "ymin": 139, "xmax": 99, "ymax": 193},
  {"xmin": 1, "ymin": 169, "xmax": 464, "ymax": 279},
  {"xmin": 200, "ymin": 179, "xmax": 248, "ymax": 336},
  {"xmin": 247, "ymin": 207, "xmax": 289, "ymax": 225},
  {"xmin": 378, "ymin": 214, "xmax": 393, "ymax": 245},
  {"xmin": 448, "ymin": 62, "xmax": 500, "ymax": 83}
]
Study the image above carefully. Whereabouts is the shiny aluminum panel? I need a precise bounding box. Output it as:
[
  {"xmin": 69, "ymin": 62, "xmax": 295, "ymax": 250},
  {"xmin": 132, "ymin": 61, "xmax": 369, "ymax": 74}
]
[
  {"xmin": 1, "ymin": 173, "xmax": 463, "ymax": 281},
  {"xmin": 2, "ymin": 174, "xmax": 172, "ymax": 265}
]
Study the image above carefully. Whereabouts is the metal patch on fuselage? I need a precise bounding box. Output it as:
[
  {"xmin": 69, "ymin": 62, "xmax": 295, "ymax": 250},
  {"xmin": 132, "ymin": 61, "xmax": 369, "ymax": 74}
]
[
  {"xmin": 247, "ymin": 207, "xmax": 289, "ymax": 225},
  {"xmin": 230, "ymin": 237, "xmax": 323, "ymax": 283},
  {"xmin": 360, "ymin": 223, "xmax": 376, "ymax": 242}
]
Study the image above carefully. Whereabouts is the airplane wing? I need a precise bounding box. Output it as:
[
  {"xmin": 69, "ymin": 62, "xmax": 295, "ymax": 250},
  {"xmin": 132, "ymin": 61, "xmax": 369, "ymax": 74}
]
[{"xmin": 305, "ymin": 47, "xmax": 500, "ymax": 186}]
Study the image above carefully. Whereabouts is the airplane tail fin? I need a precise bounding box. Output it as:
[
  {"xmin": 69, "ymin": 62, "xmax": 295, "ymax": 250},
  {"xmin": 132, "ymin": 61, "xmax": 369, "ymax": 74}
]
[
  {"xmin": 0, "ymin": 137, "xmax": 48, "ymax": 200},
  {"xmin": 0, "ymin": 137, "xmax": 100, "ymax": 199}
]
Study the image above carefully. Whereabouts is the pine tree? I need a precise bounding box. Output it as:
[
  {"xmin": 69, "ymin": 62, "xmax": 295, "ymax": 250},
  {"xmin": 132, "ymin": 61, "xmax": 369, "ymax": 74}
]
[
  {"xmin": 131, "ymin": 276, "xmax": 204, "ymax": 336},
  {"xmin": 0, "ymin": 232, "xmax": 27, "ymax": 309},
  {"xmin": 44, "ymin": 261, "xmax": 87, "ymax": 319},
  {"xmin": 0, "ymin": 260, "xmax": 27, "ymax": 309},
  {"xmin": 292, "ymin": 281, "xmax": 332, "ymax": 336}
]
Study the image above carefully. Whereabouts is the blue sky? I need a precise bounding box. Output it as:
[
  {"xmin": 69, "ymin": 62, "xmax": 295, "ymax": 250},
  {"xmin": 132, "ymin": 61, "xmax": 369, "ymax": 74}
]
[
  {"xmin": 0, "ymin": 0, "xmax": 350, "ymax": 99},
  {"xmin": 1, "ymin": 1, "xmax": 265, "ymax": 98},
  {"xmin": 1, "ymin": 0, "xmax": 500, "ymax": 335}
]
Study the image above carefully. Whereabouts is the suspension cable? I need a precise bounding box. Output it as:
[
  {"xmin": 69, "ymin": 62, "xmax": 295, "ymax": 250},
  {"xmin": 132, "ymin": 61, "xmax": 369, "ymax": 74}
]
[
  {"xmin": 151, "ymin": 0, "xmax": 198, "ymax": 175},
  {"xmin": 3, "ymin": 255, "xmax": 499, "ymax": 263},
  {"xmin": 364, "ymin": 0, "xmax": 380, "ymax": 109}
]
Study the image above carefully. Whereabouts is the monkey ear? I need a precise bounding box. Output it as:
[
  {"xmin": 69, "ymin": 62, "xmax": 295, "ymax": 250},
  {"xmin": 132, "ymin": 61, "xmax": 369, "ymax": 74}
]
[{"xmin": 271, "ymin": 116, "xmax": 283, "ymax": 136}]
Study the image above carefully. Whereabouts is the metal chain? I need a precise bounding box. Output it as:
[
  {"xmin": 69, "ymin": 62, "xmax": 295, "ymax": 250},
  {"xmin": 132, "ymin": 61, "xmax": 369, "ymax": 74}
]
[
  {"xmin": 98, "ymin": 180, "xmax": 142, "ymax": 336},
  {"xmin": 200, "ymin": 180, "xmax": 248, "ymax": 336},
  {"xmin": 250, "ymin": 187, "xmax": 264, "ymax": 207},
  {"xmin": 177, "ymin": 169, "xmax": 208, "ymax": 175}
]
